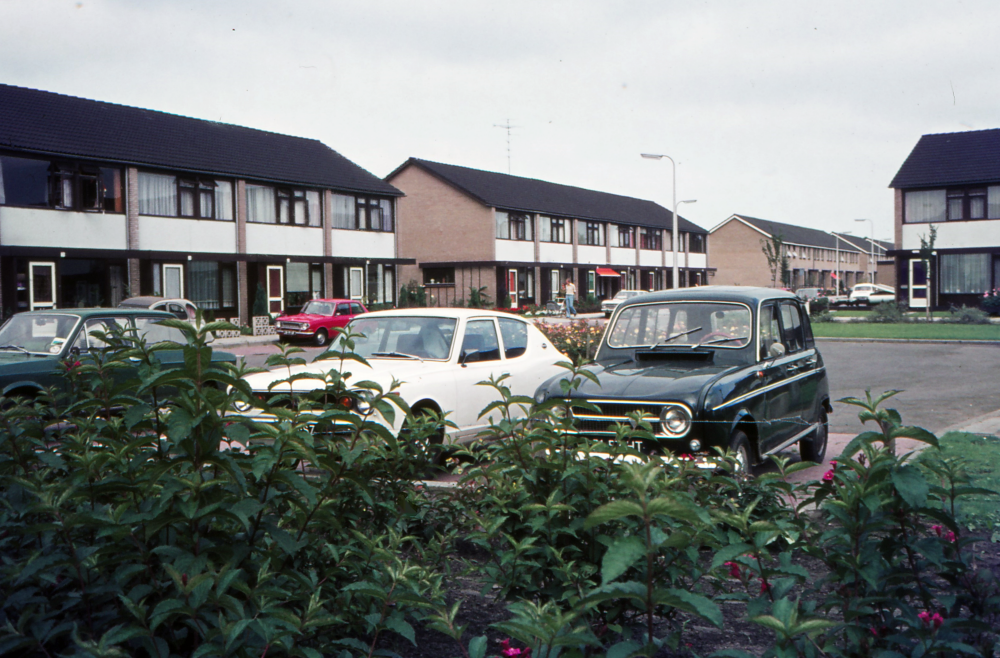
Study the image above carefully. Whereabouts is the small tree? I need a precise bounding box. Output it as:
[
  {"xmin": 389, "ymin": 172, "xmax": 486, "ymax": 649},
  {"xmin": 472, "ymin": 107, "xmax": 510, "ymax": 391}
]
[
  {"xmin": 760, "ymin": 232, "xmax": 789, "ymax": 288},
  {"xmin": 919, "ymin": 224, "xmax": 937, "ymax": 322},
  {"xmin": 467, "ymin": 285, "xmax": 491, "ymax": 309}
]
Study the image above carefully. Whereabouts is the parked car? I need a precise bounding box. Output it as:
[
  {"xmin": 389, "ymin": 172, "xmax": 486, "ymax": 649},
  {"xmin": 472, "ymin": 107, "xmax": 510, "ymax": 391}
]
[
  {"xmin": 275, "ymin": 299, "xmax": 367, "ymax": 346},
  {"xmin": 602, "ymin": 290, "xmax": 646, "ymax": 318},
  {"xmin": 119, "ymin": 296, "xmax": 199, "ymax": 321},
  {"xmin": 848, "ymin": 283, "xmax": 895, "ymax": 306},
  {"xmin": 794, "ymin": 287, "xmax": 823, "ymax": 302},
  {"xmin": 0, "ymin": 308, "xmax": 237, "ymax": 400},
  {"xmin": 234, "ymin": 308, "xmax": 569, "ymax": 444},
  {"xmin": 534, "ymin": 286, "xmax": 830, "ymax": 472}
]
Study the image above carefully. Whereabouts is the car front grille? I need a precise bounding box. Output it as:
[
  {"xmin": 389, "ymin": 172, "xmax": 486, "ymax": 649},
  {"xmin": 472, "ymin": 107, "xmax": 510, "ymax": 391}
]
[
  {"xmin": 278, "ymin": 321, "xmax": 307, "ymax": 330},
  {"xmin": 569, "ymin": 399, "xmax": 669, "ymax": 436}
]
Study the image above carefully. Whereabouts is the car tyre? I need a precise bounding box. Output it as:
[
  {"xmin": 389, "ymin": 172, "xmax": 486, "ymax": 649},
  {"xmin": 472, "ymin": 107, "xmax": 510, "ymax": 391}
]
[
  {"xmin": 404, "ymin": 404, "xmax": 448, "ymax": 469},
  {"xmin": 800, "ymin": 410, "xmax": 828, "ymax": 463},
  {"xmin": 313, "ymin": 328, "xmax": 328, "ymax": 347},
  {"xmin": 729, "ymin": 429, "xmax": 753, "ymax": 476}
]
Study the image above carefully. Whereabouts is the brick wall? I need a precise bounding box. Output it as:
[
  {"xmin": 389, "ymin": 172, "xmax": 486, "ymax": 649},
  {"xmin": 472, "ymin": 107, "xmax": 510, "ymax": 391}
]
[{"xmin": 708, "ymin": 219, "xmax": 772, "ymax": 287}]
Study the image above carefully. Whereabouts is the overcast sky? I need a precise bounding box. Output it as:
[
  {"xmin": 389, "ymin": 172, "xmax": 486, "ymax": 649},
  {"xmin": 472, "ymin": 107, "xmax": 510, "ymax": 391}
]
[{"xmin": 4, "ymin": 0, "xmax": 999, "ymax": 242}]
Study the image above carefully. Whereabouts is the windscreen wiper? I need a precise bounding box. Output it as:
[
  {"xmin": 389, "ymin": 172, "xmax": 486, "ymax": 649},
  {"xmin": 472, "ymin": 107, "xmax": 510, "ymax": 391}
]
[
  {"xmin": 371, "ymin": 351, "xmax": 421, "ymax": 360},
  {"xmin": 0, "ymin": 345, "xmax": 32, "ymax": 355},
  {"xmin": 650, "ymin": 327, "xmax": 703, "ymax": 348},
  {"xmin": 696, "ymin": 335, "xmax": 749, "ymax": 347}
]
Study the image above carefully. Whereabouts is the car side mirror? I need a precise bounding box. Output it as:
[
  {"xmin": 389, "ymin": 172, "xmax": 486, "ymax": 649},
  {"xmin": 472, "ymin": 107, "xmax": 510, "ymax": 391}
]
[
  {"xmin": 768, "ymin": 342, "xmax": 786, "ymax": 359},
  {"xmin": 70, "ymin": 346, "xmax": 81, "ymax": 356},
  {"xmin": 460, "ymin": 349, "xmax": 479, "ymax": 366}
]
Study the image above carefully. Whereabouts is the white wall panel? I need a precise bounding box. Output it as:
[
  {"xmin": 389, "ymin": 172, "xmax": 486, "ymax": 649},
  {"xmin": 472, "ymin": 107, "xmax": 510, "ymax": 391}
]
[
  {"xmin": 609, "ymin": 247, "xmax": 637, "ymax": 266},
  {"xmin": 539, "ymin": 242, "xmax": 573, "ymax": 264},
  {"xmin": 247, "ymin": 224, "xmax": 324, "ymax": 257},
  {"xmin": 686, "ymin": 253, "xmax": 708, "ymax": 269},
  {"xmin": 330, "ymin": 229, "xmax": 395, "ymax": 259},
  {"xmin": 639, "ymin": 250, "xmax": 661, "ymax": 267},
  {"xmin": 1, "ymin": 208, "xmax": 127, "ymax": 250},
  {"xmin": 495, "ymin": 239, "xmax": 534, "ymax": 262},
  {"xmin": 577, "ymin": 245, "xmax": 607, "ymax": 265},
  {"xmin": 139, "ymin": 216, "xmax": 236, "ymax": 253},
  {"xmin": 902, "ymin": 221, "xmax": 1000, "ymax": 251}
]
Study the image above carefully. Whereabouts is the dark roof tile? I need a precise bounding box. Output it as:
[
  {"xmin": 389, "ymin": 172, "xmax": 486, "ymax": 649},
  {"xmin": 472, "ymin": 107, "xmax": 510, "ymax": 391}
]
[
  {"xmin": 890, "ymin": 128, "xmax": 1000, "ymax": 189},
  {"xmin": 723, "ymin": 215, "xmax": 865, "ymax": 252},
  {"xmin": 0, "ymin": 84, "xmax": 400, "ymax": 196},
  {"xmin": 388, "ymin": 158, "xmax": 706, "ymax": 233}
]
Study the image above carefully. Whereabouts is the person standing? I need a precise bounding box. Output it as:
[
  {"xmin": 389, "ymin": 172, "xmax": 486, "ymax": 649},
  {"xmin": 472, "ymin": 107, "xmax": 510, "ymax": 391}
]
[{"xmin": 564, "ymin": 277, "xmax": 577, "ymax": 317}]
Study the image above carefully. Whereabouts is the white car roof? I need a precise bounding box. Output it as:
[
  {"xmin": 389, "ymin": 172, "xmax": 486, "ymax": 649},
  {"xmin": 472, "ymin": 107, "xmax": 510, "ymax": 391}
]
[{"xmin": 354, "ymin": 307, "xmax": 528, "ymax": 320}]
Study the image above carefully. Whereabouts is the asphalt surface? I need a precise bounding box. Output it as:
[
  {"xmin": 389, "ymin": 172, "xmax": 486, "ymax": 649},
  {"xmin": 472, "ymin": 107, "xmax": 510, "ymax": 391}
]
[{"xmin": 221, "ymin": 335, "xmax": 1000, "ymax": 436}]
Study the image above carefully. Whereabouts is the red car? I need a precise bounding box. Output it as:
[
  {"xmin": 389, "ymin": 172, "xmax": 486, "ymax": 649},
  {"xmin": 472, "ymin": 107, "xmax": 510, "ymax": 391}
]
[{"xmin": 275, "ymin": 299, "xmax": 367, "ymax": 346}]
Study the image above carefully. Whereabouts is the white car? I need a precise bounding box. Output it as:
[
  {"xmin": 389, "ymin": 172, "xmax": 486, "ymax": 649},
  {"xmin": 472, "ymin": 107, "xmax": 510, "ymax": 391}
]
[
  {"xmin": 235, "ymin": 308, "xmax": 569, "ymax": 444},
  {"xmin": 848, "ymin": 284, "xmax": 895, "ymax": 306},
  {"xmin": 601, "ymin": 290, "xmax": 646, "ymax": 318}
]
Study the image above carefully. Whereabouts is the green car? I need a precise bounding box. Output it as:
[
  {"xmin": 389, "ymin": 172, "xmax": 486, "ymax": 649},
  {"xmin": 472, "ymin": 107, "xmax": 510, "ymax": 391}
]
[{"xmin": 0, "ymin": 308, "xmax": 237, "ymax": 400}]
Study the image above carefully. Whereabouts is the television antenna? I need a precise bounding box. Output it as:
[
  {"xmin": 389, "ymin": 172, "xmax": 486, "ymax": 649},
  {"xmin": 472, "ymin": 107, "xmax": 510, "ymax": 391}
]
[{"xmin": 494, "ymin": 119, "xmax": 518, "ymax": 174}]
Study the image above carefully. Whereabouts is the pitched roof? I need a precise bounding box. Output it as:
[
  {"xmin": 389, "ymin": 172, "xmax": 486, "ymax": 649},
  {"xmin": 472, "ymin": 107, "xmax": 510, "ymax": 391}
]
[
  {"xmin": 0, "ymin": 84, "xmax": 400, "ymax": 196},
  {"xmin": 386, "ymin": 157, "xmax": 707, "ymax": 233},
  {"xmin": 890, "ymin": 128, "xmax": 1000, "ymax": 189},
  {"xmin": 715, "ymin": 215, "xmax": 864, "ymax": 252}
]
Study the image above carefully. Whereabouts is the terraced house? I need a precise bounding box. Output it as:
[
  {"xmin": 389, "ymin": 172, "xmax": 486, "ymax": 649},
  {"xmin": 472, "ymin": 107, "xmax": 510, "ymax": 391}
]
[
  {"xmin": 890, "ymin": 128, "xmax": 1000, "ymax": 309},
  {"xmin": 386, "ymin": 158, "xmax": 709, "ymax": 309},
  {"xmin": 709, "ymin": 215, "xmax": 878, "ymax": 292},
  {"xmin": 0, "ymin": 84, "xmax": 405, "ymax": 322}
]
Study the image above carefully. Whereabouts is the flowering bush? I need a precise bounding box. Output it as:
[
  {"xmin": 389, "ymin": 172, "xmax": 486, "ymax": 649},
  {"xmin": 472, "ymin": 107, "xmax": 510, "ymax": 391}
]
[
  {"xmin": 982, "ymin": 287, "xmax": 1000, "ymax": 315},
  {"xmin": 533, "ymin": 319, "xmax": 606, "ymax": 364}
]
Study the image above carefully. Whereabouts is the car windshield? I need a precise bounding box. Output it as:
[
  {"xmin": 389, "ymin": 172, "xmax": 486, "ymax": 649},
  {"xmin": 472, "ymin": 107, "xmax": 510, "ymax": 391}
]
[
  {"xmin": 301, "ymin": 301, "xmax": 334, "ymax": 316},
  {"xmin": 0, "ymin": 313, "xmax": 80, "ymax": 355},
  {"xmin": 330, "ymin": 316, "xmax": 458, "ymax": 360},
  {"xmin": 614, "ymin": 290, "xmax": 636, "ymax": 300},
  {"xmin": 606, "ymin": 302, "xmax": 752, "ymax": 349}
]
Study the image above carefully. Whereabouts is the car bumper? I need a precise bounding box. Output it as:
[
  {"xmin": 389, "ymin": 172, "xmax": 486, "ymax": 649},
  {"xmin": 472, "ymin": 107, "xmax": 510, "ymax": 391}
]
[{"xmin": 276, "ymin": 328, "xmax": 315, "ymax": 336}]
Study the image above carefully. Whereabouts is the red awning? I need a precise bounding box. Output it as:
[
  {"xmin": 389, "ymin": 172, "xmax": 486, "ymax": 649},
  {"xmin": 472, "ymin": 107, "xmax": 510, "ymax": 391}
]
[{"xmin": 595, "ymin": 267, "xmax": 620, "ymax": 277}]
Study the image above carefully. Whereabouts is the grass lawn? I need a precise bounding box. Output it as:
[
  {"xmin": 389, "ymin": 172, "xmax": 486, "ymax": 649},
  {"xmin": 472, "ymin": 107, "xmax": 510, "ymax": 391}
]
[
  {"xmin": 918, "ymin": 432, "xmax": 1000, "ymax": 536},
  {"xmin": 830, "ymin": 309, "xmax": 952, "ymax": 318},
  {"xmin": 812, "ymin": 322, "xmax": 1000, "ymax": 340}
]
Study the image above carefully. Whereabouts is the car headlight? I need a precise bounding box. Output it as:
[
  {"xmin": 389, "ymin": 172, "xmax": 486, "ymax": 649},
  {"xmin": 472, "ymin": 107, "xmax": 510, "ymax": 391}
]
[
  {"xmin": 534, "ymin": 388, "xmax": 548, "ymax": 405},
  {"xmin": 659, "ymin": 404, "xmax": 692, "ymax": 437},
  {"xmin": 232, "ymin": 398, "xmax": 253, "ymax": 413}
]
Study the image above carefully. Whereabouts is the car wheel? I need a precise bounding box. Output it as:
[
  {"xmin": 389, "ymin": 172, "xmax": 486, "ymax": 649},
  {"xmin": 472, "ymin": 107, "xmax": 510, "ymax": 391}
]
[
  {"xmin": 729, "ymin": 429, "xmax": 753, "ymax": 476},
  {"xmin": 313, "ymin": 329, "xmax": 328, "ymax": 347},
  {"xmin": 800, "ymin": 410, "xmax": 828, "ymax": 463},
  {"xmin": 604, "ymin": 311, "xmax": 612, "ymax": 318},
  {"xmin": 404, "ymin": 404, "xmax": 447, "ymax": 467}
]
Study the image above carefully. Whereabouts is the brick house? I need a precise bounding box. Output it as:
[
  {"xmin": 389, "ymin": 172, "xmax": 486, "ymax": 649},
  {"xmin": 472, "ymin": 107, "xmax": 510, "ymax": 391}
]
[
  {"xmin": 890, "ymin": 128, "xmax": 1000, "ymax": 309},
  {"xmin": 709, "ymin": 214, "xmax": 873, "ymax": 293},
  {"xmin": 0, "ymin": 84, "xmax": 406, "ymax": 323},
  {"xmin": 386, "ymin": 158, "xmax": 709, "ymax": 309}
]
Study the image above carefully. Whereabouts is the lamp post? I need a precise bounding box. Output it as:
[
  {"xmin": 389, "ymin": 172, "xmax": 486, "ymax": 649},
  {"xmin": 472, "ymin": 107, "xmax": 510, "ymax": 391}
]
[
  {"xmin": 641, "ymin": 153, "xmax": 684, "ymax": 289},
  {"xmin": 675, "ymin": 199, "xmax": 697, "ymax": 286},
  {"xmin": 830, "ymin": 230, "xmax": 851, "ymax": 295},
  {"xmin": 855, "ymin": 218, "xmax": 875, "ymax": 283}
]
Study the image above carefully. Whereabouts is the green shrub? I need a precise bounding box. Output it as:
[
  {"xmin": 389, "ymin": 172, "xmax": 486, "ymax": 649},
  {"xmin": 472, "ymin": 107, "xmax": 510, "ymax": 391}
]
[
  {"xmin": 982, "ymin": 287, "xmax": 1000, "ymax": 315},
  {"xmin": 397, "ymin": 279, "xmax": 427, "ymax": 308},
  {"xmin": 467, "ymin": 285, "xmax": 492, "ymax": 309},
  {"xmin": 809, "ymin": 296, "xmax": 830, "ymax": 315},
  {"xmin": 533, "ymin": 320, "xmax": 605, "ymax": 364},
  {"xmin": 945, "ymin": 304, "xmax": 992, "ymax": 324},
  {"xmin": 867, "ymin": 301, "xmax": 908, "ymax": 323}
]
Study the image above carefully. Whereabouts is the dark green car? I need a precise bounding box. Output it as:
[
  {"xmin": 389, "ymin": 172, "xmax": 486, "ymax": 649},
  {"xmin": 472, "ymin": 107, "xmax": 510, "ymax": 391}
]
[
  {"xmin": 534, "ymin": 286, "xmax": 831, "ymax": 471},
  {"xmin": 0, "ymin": 308, "xmax": 237, "ymax": 400}
]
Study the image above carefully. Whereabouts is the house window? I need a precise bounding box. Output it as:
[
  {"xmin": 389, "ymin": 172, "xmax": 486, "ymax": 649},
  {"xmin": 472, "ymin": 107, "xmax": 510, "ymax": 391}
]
[
  {"xmin": 947, "ymin": 188, "xmax": 987, "ymax": 221},
  {"xmin": 187, "ymin": 261, "xmax": 237, "ymax": 313},
  {"xmin": 496, "ymin": 211, "xmax": 533, "ymax": 241},
  {"xmin": 244, "ymin": 184, "xmax": 319, "ymax": 226},
  {"xmin": 0, "ymin": 155, "xmax": 123, "ymax": 212},
  {"xmin": 332, "ymin": 193, "xmax": 356, "ymax": 229},
  {"xmin": 689, "ymin": 233, "xmax": 706, "ymax": 253},
  {"xmin": 940, "ymin": 253, "xmax": 990, "ymax": 294},
  {"xmin": 355, "ymin": 197, "xmax": 394, "ymax": 232},
  {"xmin": 577, "ymin": 220, "xmax": 605, "ymax": 246},
  {"xmin": 539, "ymin": 216, "xmax": 569, "ymax": 243},
  {"xmin": 140, "ymin": 172, "xmax": 233, "ymax": 219},
  {"xmin": 904, "ymin": 189, "xmax": 946, "ymax": 223},
  {"xmin": 640, "ymin": 227, "xmax": 661, "ymax": 250},
  {"xmin": 613, "ymin": 225, "xmax": 634, "ymax": 248},
  {"xmin": 423, "ymin": 267, "xmax": 455, "ymax": 285}
]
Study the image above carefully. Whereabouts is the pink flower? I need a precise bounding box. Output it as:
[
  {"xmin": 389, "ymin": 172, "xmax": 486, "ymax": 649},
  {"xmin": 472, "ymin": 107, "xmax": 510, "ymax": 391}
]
[
  {"xmin": 932, "ymin": 525, "xmax": 942, "ymax": 537},
  {"xmin": 932, "ymin": 613, "xmax": 944, "ymax": 629},
  {"xmin": 918, "ymin": 611, "xmax": 931, "ymax": 626},
  {"xmin": 822, "ymin": 470, "xmax": 834, "ymax": 482},
  {"xmin": 500, "ymin": 639, "xmax": 532, "ymax": 657},
  {"xmin": 829, "ymin": 460, "xmax": 838, "ymax": 468},
  {"xmin": 759, "ymin": 578, "xmax": 770, "ymax": 593},
  {"xmin": 946, "ymin": 531, "xmax": 956, "ymax": 542},
  {"xmin": 724, "ymin": 561, "xmax": 741, "ymax": 578}
]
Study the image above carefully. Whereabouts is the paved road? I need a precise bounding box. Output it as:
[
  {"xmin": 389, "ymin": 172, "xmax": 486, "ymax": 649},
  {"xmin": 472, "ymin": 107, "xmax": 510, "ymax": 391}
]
[{"xmin": 223, "ymin": 338, "xmax": 1000, "ymax": 436}]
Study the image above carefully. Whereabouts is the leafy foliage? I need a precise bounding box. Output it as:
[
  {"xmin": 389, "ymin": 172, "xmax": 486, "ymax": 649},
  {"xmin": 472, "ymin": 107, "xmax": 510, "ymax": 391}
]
[{"xmin": 533, "ymin": 320, "xmax": 605, "ymax": 365}]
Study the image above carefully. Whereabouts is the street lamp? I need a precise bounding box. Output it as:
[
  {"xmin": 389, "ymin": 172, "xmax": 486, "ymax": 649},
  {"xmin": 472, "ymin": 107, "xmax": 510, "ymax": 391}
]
[
  {"xmin": 830, "ymin": 230, "xmax": 852, "ymax": 296},
  {"xmin": 855, "ymin": 218, "xmax": 875, "ymax": 283},
  {"xmin": 641, "ymin": 153, "xmax": 686, "ymax": 289},
  {"xmin": 676, "ymin": 199, "xmax": 697, "ymax": 286}
]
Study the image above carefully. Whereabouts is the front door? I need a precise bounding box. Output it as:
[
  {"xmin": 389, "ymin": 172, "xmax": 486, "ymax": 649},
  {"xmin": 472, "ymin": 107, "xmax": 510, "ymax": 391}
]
[
  {"xmin": 349, "ymin": 267, "xmax": 364, "ymax": 301},
  {"xmin": 29, "ymin": 262, "xmax": 56, "ymax": 310},
  {"xmin": 267, "ymin": 266, "xmax": 284, "ymax": 315},
  {"xmin": 909, "ymin": 259, "xmax": 928, "ymax": 309},
  {"xmin": 507, "ymin": 269, "xmax": 518, "ymax": 309},
  {"xmin": 162, "ymin": 264, "xmax": 184, "ymax": 299}
]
